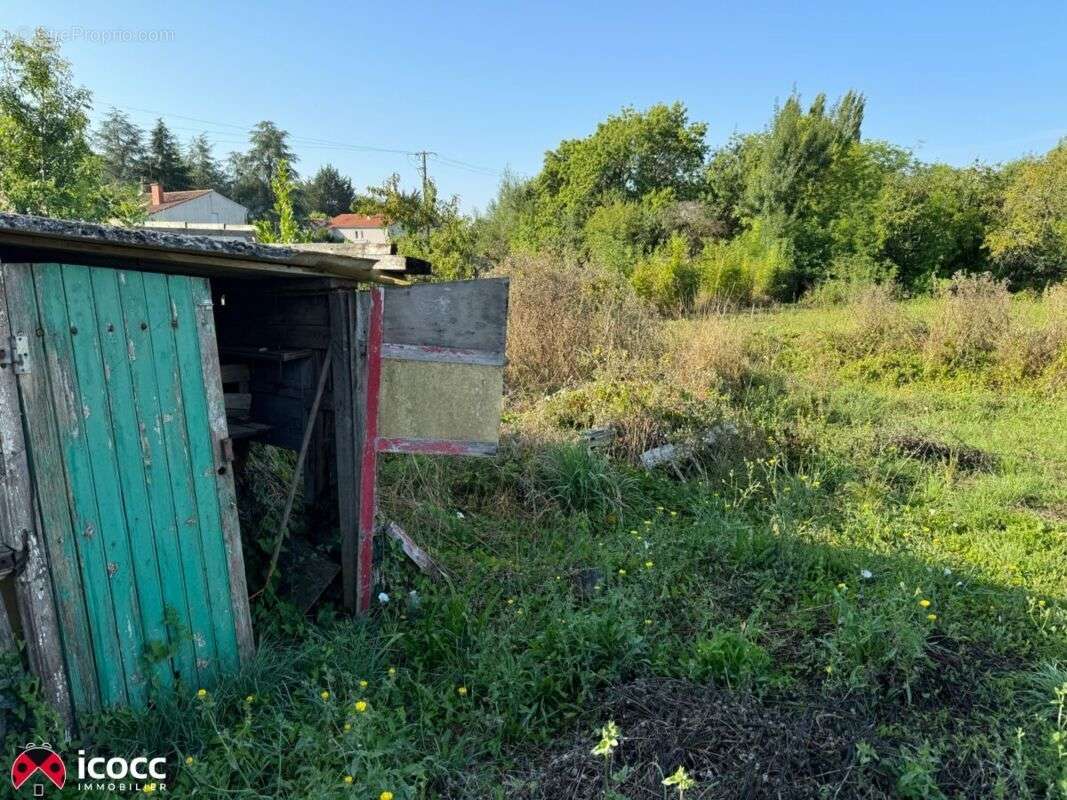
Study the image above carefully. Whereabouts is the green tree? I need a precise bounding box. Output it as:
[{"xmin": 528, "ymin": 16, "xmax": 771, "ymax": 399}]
[
  {"xmin": 303, "ymin": 164, "xmax": 354, "ymax": 217},
  {"xmin": 254, "ymin": 159, "xmax": 307, "ymax": 243},
  {"xmin": 872, "ymin": 163, "xmax": 1000, "ymax": 290},
  {"xmin": 986, "ymin": 141, "xmax": 1067, "ymax": 287},
  {"xmin": 94, "ymin": 108, "xmax": 147, "ymax": 184},
  {"xmin": 145, "ymin": 118, "xmax": 190, "ymax": 190},
  {"xmin": 184, "ymin": 133, "xmax": 227, "ymax": 191},
  {"xmin": 0, "ymin": 29, "xmax": 140, "ymax": 221},
  {"xmin": 533, "ymin": 102, "xmax": 708, "ymax": 251},
  {"xmin": 744, "ymin": 91, "xmax": 866, "ymax": 283},
  {"xmin": 473, "ymin": 172, "xmax": 539, "ymax": 261},
  {"xmin": 353, "ymin": 172, "xmax": 430, "ymax": 233},
  {"xmin": 230, "ymin": 121, "xmax": 298, "ymax": 218}
]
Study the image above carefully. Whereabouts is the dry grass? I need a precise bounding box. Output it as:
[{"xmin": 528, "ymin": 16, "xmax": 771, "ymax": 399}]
[
  {"xmin": 665, "ymin": 313, "xmax": 756, "ymax": 393},
  {"xmin": 826, "ymin": 282, "xmax": 922, "ymax": 358},
  {"xmin": 925, "ymin": 272, "xmax": 1013, "ymax": 368},
  {"xmin": 493, "ymin": 254, "xmax": 660, "ymax": 394}
]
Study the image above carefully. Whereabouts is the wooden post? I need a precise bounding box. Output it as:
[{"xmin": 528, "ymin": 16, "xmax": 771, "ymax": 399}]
[
  {"xmin": 355, "ymin": 288, "xmax": 384, "ymax": 614},
  {"xmin": 0, "ymin": 265, "xmax": 74, "ymax": 729},
  {"xmin": 330, "ymin": 290, "xmax": 360, "ymax": 611}
]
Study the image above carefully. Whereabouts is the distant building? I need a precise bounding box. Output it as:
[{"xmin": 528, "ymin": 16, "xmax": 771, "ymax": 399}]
[
  {"xmin": 326, "ymin": 213, "xmax": 397, "ymax": 245},
  {"xmin": 140, "ymin": 183, "xmax": 255, "ymax": 240}
]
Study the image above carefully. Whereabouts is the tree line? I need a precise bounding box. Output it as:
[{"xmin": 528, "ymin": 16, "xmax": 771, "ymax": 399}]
[
  {"xmin": 2, "ymin": 28, "xmax": 1063, "ymax": 297},
  {"xmin": 474, "ymin": 97, "xmax": 1066, "ymax": 306}
]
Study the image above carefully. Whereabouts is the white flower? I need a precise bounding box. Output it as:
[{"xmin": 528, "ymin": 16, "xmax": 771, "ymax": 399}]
[
  {"xmin": 860, "ymin": 569, "xmax": 874, "ymax": 580},
  {"xmin": 943, "ymin": 567, "xmax": 952, "ymax": 576},
  {"xmin": 455, "ymin": 511, "xmax": 465, "ymax": 519},
  {"xmin": 378, "ymin": 592, "xmax": 390, "ymax": 604}
]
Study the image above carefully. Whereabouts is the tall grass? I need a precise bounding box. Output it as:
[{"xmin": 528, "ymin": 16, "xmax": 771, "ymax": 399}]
[{"xmin": 493, "ymin": 254, "xmax": 659, "ymax": 394}]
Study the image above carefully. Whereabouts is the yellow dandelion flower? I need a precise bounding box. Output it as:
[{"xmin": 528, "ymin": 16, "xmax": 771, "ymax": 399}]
[
  {"xmin": 919, "ymin": 599, "xmax": 931, "ymax": 608},
  {"xmin": 320, "ymin": 690, "xmax": 330, "ymax": 701},
  {"xmin": 359, "ymin": 679, "xmax": 369, "ymax": 689},
  {"xmin": 343, "ymin": 775, "xmax": 354, "ymax": 784},
  {"xmin": 645, "ymin": 560, "xmax": 654, "ymax": 569},
  {"xmin": 457, "ymin": 686, "xmax": 468, "ymax": 696},
  {"xmin": 837, "ymin": 583, "xmax": 847, "ymax": 591},
  {"xmin": 380, "ymin": 792, "xmax": 394, "ymax": 800},
  {"xmin": 245, "ymin": 694, "xmax": 255, "ymax": 704},
  {"xmin": 927, "ymin": 613, "xmax": 938, "ymax": 621},
  {"xmin": 618, "ymin": 569, "xmax": 627, "ymax": 576},
  {"xmin": 184, "ymin": 756, "xmax": 194, "ymax": 766},
  {"xmin": 388, "ymin": 667, "xmax": 397, "ymax": 677},
  {"xmin": 669, "ymin": 510, "xmax": 678, "ymax": 517},
  {"xmin": 355, "ymin": 700, "xmax": 368, "ymax": 713},
  {"xmin": 196, "ymin": 688, "xmax": 207, "ymax": 699}
]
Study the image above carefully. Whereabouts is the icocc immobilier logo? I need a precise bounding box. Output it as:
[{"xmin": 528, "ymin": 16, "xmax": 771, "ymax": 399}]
[{"xmin": 11, "ymin": 742, "xmax": 169, "ymax": 794}]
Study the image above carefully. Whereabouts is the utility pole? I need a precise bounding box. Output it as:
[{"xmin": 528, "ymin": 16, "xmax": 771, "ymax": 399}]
[{"xmin": 414, "ymin": 150, "xmax": 435, "ymax": 245}]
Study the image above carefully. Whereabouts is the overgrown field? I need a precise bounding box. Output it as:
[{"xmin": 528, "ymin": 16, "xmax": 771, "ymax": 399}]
[{"xmin": 8, "ymin": 271, "xmax": 1067, "ymax": 799}]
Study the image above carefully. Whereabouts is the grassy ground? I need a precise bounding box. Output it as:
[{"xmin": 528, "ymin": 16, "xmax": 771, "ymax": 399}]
[{"xmin": 8, "ymin": 278, "xmax": 1066, "ymax": 799}]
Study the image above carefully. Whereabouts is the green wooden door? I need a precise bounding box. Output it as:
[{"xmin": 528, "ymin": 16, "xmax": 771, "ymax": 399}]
[{"xmin": 2, "ymin": 262, "xmax": 252, "ymax": 714}]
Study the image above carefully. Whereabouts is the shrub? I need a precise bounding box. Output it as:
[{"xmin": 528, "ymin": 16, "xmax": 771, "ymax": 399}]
[
  {"xmin": 925, "ymin": 272, "xmax": 1013, "ymax": 368},
  {"xmin": 995, "ymin": 282, "xmax": 1067, "ymax": 382},
  {"xmin": 493, "ymin": 254, "xmax": 659, "ymax": 393},
  {"xmin": 630, "ymin": 232, "xmax": 700, "ymax": 312},
  {"xmin": 696, "ymin": 223, "xmax": 795, "ymax": 307}
]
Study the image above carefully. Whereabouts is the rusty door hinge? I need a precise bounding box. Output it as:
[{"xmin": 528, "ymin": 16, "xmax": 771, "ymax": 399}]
[{"xmin": 0, "ymin": 335, "xmax": 31, "ymax": 374}]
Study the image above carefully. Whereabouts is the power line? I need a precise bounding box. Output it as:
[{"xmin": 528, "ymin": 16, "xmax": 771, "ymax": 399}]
[{"xmin": 93, "ymin": 100, "xmax": 506, "ymax": 176}]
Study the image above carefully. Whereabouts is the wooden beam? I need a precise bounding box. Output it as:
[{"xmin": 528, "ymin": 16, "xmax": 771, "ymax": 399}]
[
  {"xmin": 0, "ymin": 265, "xmax": 74, "ymax": 729},
  {"xmin": 329, "ymin": 290, "xmax": 360, "ymax": 611},
  {"xmin": 192, "ymin": 281, "xmax": 255, "ymax": 664}
]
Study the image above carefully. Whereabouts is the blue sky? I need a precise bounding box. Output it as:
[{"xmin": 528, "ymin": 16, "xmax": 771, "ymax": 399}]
[{"xmin": 4, "ymin": 1, "xmax": 1065, "ymax": 212}]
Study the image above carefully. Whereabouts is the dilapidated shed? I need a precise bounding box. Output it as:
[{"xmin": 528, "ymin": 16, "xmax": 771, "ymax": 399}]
[{"xmin": 0, "ymin": 213, "xmax": 507, "ymax": 727}]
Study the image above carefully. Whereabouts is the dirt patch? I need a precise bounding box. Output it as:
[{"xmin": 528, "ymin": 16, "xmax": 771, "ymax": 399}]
[
  {"xmin": 888, "ymin": 433, "xmax": 996, "ymax": 472},
  {"xmin": 508, "ymin": 678, "xmax": 888, "ymax": 799}
]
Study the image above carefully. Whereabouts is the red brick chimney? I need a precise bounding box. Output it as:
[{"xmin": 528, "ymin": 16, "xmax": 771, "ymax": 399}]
[{"xmin": 149, "ymin": 182, "xmax": 165, "ymax": 206}]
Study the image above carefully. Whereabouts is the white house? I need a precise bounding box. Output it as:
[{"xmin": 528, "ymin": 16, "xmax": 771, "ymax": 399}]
[
  {"xmin": 326, "ymin": 213, "xmax": 397, "ymax": 244},
  {"xmin": 140, "ymin": 183, "xmax": 254, "ymax": 240}
]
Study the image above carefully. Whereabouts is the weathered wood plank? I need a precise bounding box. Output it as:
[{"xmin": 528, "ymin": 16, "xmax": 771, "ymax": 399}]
[
  {"xmin": 32, "ymin": 263, "xmax": 127, "ymax": 707},
  {"xmin": 380, "ymin": 278, "xmax": 509, "ymax": 352},
  {"xmin": 116, "ymin": 269, "xmax": 199, "ymax": 688},
  {"xmin": 142, "ymin": 272, "xmax": 219, "ymax": 687},
  {"xmin": 0, "ymin": 264, "xmax": 74, "ymax": 724},
  {"xmin": 89, "ymin": 267, "xmax": 174, "ymax": 694},
  {"xmin": 380, "ymin": 342, "xmax": 506, "ymax": 366},
  {"xmin": 330, "ymin": 290, "xmax": 359, "ymax": 611},
  {"xmin": 175, "ymin": 276, "xmax": 248, "ymax": 670},
  {"xmin": 61, "ymin": 265, "xmax": 149, "ymax": 706}
]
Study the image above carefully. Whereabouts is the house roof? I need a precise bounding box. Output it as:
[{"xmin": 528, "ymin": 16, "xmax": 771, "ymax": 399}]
[
  {"xmin": 143, "ymin": 188, "xmax": 213, "ymax": 214},
  {"xmin": 0, "ymin": 212, "xmax": 430, "ymax": 282},
  {"xmin": 328, "ymin": 213, "xmax": 387, "ymax": 229}
]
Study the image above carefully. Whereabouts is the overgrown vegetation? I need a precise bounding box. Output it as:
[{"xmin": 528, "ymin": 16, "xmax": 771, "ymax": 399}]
[{"xmin": 6, "ymin": 265, "xmax": 1063, "ymax": 799}]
